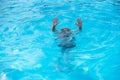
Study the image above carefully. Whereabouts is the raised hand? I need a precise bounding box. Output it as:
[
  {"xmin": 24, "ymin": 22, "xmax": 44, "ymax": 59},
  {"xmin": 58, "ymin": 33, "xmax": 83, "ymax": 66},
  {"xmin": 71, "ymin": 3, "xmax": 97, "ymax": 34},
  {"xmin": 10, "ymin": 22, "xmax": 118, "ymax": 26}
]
[
  {"xmin": 76, "ymin": 18, "xmax": 82, "ymax": 27},
  {"xmin": 53, "ymin": 18, "xmax": 58, "ymax": 27}
]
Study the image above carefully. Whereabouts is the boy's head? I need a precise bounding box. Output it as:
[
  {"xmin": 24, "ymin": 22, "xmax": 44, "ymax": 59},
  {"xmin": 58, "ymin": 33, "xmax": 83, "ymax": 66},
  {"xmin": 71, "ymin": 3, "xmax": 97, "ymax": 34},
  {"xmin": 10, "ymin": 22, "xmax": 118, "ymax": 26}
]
[{"xmin": 61, "ymin": 28, "xmax": 70, "ymax": 32}]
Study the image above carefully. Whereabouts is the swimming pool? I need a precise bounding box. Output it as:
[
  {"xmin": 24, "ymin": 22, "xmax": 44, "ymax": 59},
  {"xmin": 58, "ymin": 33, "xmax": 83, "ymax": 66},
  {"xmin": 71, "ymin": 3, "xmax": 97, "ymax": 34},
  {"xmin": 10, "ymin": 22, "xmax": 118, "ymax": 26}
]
[{"xmin": 0, "ymin": 0, "xmax": 120, "ymax": 80}]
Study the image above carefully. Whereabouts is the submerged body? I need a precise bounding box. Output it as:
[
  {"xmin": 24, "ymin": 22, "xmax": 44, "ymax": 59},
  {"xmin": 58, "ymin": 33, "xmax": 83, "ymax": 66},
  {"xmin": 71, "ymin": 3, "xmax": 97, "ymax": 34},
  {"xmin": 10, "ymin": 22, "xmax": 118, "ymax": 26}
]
[{"xmin": 56, "ymin": 30, "xmax": 76, "ymax": 49}]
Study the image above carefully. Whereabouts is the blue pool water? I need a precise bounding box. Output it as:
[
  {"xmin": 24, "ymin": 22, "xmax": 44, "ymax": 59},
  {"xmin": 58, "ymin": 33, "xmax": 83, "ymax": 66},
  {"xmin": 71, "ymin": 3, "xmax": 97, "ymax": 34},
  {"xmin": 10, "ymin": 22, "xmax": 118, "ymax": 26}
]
[{"xmin": 0, "ymin": 0, "xmax": 120, "ymax": 80}]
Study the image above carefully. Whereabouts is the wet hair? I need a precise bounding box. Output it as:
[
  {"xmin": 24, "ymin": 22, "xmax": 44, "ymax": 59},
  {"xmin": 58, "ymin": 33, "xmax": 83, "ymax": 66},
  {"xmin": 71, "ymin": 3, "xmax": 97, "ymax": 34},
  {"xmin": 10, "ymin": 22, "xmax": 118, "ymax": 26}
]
[{"xmin": 61, "ymin": 28, "xmax": 70, "ymax": 32}]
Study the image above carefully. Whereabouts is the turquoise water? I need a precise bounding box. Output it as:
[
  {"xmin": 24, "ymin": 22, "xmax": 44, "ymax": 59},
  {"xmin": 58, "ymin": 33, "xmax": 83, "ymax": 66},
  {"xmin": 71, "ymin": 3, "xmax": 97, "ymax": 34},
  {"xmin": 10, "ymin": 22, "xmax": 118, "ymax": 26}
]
[{"xmin": 0, "ymin": 0, "xmax": 120, "ymax": 80}]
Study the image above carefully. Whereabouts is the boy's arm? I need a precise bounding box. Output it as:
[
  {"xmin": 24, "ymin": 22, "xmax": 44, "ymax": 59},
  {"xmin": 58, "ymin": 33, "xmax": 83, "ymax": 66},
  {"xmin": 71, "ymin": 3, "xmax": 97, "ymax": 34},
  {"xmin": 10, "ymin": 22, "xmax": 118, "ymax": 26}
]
[
  {"xmin": 52, "ymin": 18, "xmax": 58, "ymax": 32},
  {"xmin": 72, "ymin": 18, "xmax": 82, "ymax": 33}
]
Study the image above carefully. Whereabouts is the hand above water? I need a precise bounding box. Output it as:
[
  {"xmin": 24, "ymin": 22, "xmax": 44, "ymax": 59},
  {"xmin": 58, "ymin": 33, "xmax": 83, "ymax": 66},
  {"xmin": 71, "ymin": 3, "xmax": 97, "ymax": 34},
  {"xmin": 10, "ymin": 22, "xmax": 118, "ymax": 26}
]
[
  {"xmin": 53, "ymin": 18, "xmax": 58, "ymax": 27},
  {"xmin": 76, "ymin": 18, "xmax": 82, "ymax": 27}
]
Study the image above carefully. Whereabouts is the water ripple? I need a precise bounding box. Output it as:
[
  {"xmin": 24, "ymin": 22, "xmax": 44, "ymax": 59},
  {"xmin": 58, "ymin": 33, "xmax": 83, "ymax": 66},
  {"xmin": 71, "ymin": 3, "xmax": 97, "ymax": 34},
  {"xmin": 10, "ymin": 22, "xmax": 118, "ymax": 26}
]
[{"xmin": 0, "ymin": 0, "xmax": 120, "ymax": 80}]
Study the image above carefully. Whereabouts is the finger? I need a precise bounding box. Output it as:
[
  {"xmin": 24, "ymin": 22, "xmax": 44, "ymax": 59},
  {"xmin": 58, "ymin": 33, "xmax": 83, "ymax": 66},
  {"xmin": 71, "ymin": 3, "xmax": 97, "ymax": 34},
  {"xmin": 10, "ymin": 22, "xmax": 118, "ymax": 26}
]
[
  {"xmin": 53, "ymin": 18, "xmax": 58, "ymax": 22},
  {"xmin": 53, "ymin": 19, "xmax": 58, "ymax": 25},
  {"xmin": 77, "ymin": 18, "xmax": 81, "ymax": 22}
]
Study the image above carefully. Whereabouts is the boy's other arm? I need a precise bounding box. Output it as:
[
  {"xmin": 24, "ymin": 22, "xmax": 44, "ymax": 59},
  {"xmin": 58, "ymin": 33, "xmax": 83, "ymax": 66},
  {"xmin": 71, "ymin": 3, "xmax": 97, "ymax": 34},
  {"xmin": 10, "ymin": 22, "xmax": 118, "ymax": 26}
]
[
  {"xmin": 72, "ymin": 18, "xmax": 82, "ymax": 33},
  {"xmin": 52, "ymin": 18, "xmax": 59, "ymax": 32}
]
